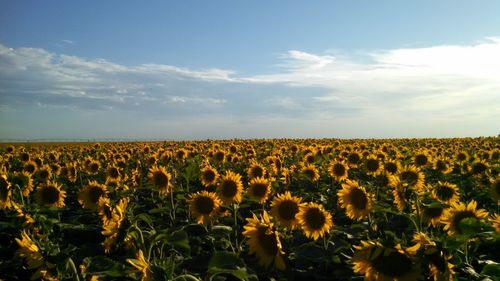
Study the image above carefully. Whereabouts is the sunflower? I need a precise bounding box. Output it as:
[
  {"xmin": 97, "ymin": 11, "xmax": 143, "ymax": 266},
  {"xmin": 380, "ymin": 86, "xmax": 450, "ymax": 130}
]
[
  {"xmin": 346, "ymin": 151, "xmax": 362, "ymax": 167},
  {"xmin": 328, "ymin": 160, "xmax": 349, "ymax": 182},
  {"xmin": 433, "ymin": 157, "xmax": 452, "ymax": 174},
  {"xmin": 301, "ymin": 164, "xmax": 320, "ymax": 182},
  {"xmin": 413, "ymin": 151, "xmax": 431, "ymax": 167},
  {"xmin": 187, "ymin": 191, "xmax": 221, "ymax": 224},
  {"xmin": 420, "ymin": 204, "xmax": 446, "ymax": 227},
  {"xmin": 16, "ymin": 230, "xmax": 48, "ymax": 280},
  {"xmin": 364, "ymin": 156, "xmax": 382, "ymax": 176},
  {"xmin": 35, "ymin": 165, "xmax": 52, "ymax": 182},
  {"xmin": 106, "ymin": 165, "xmax": 121, "ymax": 186},
  {"xmin": 247, "ymin": 177, "xmax": 272, "ymax": 203},
  {"xmin": 148, "ymin": 165, "xmax": 173, "ymax": 195},
  {"xmin": 35, "ymin": 181, "xmax": 66, "ymax": 208},
  {"xmin": 0, "ymin": 174, "xmax": 12, "ymax": 209},
  {"xmin": 352, "ymin": 240, "xmax": 421, "ymax": 281},
  {"xmin": 247, "ymin": 161, "xmax": 266, "ymax": 180},
  {"xmin": 66, "ymin": 162, "xmax": 78, "ymax": 183},
  {"xmin": 390, "ymin": 177, "xmax": 412, "ymax": 212},
  {"xmin": 200, "ymin": 165, "xmax": 219, "ymax": 187},
  {"xmin": 297, "ymin": 202, "xmax": 333, "ymax": 240},
  {"xmin": 471, "ymin": 160, "xmax": 489, "ymax": 175},
  {"xmin": 24, "ymin": 160, "xmax": 38, "ymax": 174},
  {"xmin": 242, "ymin": 211, "xmax": 286, "ymax": 270},
  {"xmin": 397, "ymin": 165, "xmax": 425, "ymax": 191},
  {"xmin": 491, "ymin": 177, "xmax": 500, "ymax": 202},
  {"xmin": 384, "ymin": 160, "xmax": 401, "ymax": 174},
  {"xmin": 217, "ymin": 170, "xmax": 244, "ymax": 204},
  {"xmin": 338, "ymin": 180, "xmax": 374, "ymax": 221},
  {"xmin": 86, "ymin": 160, "xmax": 101, "ymax": 175},
  {"xmin": 442, "ymin": 200, "xmax": 488, "ymax": 236},
  {"xmin": 425, "ymin": 246, "xmax": 455, "ymax": 281},
  {"xmin": 491, "ymin": 214, "xmax": 500, "ymax": 232},
  {"xmin": 11, "ymin": 201, "xmax": 35, "ymax": 225},
  {"xmin": 455, "ymin": 151, "xmax": 469, "ymax": 163},
  {"xmin": 270, "ymin": 191, "xmax": 304, "ymax": 229},
  {"xmin": 78, "ymin": 181, "xmax": 108, "ymax": 210},
  {"xmin": 432, "ymin": 181, "xmax": 460, "ymax": 205},
  {"xmin": 127, "ymin": 250, "xmax": 153, "ymax": 281}
]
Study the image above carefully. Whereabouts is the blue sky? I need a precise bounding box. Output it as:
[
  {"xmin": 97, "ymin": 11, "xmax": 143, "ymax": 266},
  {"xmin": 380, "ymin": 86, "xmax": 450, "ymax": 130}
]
[{"xmin": 1, "ymin": 1, "xmax": 499, "ymax": 139}]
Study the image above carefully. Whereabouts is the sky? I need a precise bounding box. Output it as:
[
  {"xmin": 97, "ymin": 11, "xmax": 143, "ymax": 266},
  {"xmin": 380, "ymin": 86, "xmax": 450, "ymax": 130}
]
[{"xmin": 1, "ymin": 1, "xmax": 499, "ymax": 140}]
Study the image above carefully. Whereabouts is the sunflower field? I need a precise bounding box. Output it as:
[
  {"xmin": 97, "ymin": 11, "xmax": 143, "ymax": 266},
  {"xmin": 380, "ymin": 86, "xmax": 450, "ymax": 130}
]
[{"xmin": 0, "ymin": 138, "xmax": 499, "ymax": 281}]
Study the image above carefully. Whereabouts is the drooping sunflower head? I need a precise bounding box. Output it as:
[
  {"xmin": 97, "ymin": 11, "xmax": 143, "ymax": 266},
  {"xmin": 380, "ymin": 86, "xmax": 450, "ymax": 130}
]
[
  {"xmin": 148, "ymin": 165, "xmax": 172, "ymax": 195},
  {"xmin": 328, "ymin": 161, "xmax": 349, "ymax": 182},
  {"xmin": 217, "ymin": 170, "xmax": 243, "ymax": 204},
  {"xmin": 432, "ymin": 181, "xmax": 460, "ymax": 205},
  {"xmin": 442, "ymin": 200, "xmax": 488, "ymax": 236},
  {"xmin": 247, "ymin": 177, "xmax": 272, "ymax": 204},
  {"xmin": 242, "ymin": 211, "xmax": 286, "ymax": 270},
  {"xmin": 270, "ymin": 191, "xmax": 304, "ymax": 229},
  {"xmin": 420, "ymin": 203, "xmax": 446, "ymax": 227},
  {"xmin": 187, "ymin": 191, "xmax": 221, "ymax": 224},
  {"xmin": 78, "ymin": 181, "xmax": 108, "ymax": 210},
  {"xmin": 35, "ymin": 181, "xmax": 66, "ymax": 208},
  {"xmin": 297, "ymin": 202, "xmax": 333, "ymax": 240},
  {"xmin": 200, "ymin": 165, "xmax": 219, "ymax": 187},
  {"xmin": 301, "ymin": 164, "xmax": 320, "ymax": 183},
  {"xmin": 247, "ymin": 162, "xmax": 266, "ymax": 180},
  {"xmin": 0, "ymin": 175, "xmax": 12, "ymax": 209},
  {"xmin": 338, "ymin": 179, "xmax": 374, "ymax": 221},
  {"xmin": 352, "ymin": 240, "xmax": 421, "ymax": 281},
  {"xmin": 491, "ymin": 214, "xmax": 500, "ymax": 232}
]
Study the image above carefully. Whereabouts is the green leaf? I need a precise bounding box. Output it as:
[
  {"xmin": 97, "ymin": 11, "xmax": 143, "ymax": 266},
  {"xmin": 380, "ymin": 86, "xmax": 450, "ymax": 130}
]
[
  {"xmin": 167, "ymin": 230, "xmax": 191, "ymax": 254},
  {"xmin": 481, "ymin": 263, "xmax": 500, "ymax": 281},
  {"xmin": 458, "ymin": 217, "xmax": 482, "ymax": 236},
  {"xmin": 208, "ymin": 251, "xmax": 245, "ymax": 269}
]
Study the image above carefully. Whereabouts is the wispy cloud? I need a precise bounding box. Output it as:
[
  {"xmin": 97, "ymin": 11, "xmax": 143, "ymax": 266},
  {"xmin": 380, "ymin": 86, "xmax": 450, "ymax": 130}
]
[{"xmin": 0, "ymin": 38, "xmax": 499, "ymax": 139}]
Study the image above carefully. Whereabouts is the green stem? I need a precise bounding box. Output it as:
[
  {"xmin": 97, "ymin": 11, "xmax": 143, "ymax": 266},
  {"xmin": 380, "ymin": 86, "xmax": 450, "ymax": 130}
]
[{"xmin": 67, "ymin": 257, "xmax": 81, "ymax": 281}]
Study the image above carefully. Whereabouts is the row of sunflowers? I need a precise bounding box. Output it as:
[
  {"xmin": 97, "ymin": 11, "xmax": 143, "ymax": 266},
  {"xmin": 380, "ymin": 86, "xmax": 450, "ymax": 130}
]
[{"xmin": 0, "ymin": 138, "xmax": 499, "ymax": 280}]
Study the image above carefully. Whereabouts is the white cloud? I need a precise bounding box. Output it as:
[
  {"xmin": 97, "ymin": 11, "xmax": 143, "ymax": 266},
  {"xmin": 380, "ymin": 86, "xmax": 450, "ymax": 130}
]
[{"xmin": 0, "ymin": 38, "xmax": 499, "ymax": 139}]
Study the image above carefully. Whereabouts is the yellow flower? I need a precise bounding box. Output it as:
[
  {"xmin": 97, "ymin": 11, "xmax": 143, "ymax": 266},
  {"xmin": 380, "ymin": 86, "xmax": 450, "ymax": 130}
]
[
  {"xmin": 247, "ymin": 177, "xmax": 272, "ymax": 204},
  {"xmin": 127, "ymin": 250, "xmax": 153, "ymax": 281},
  {"xmin": 301, "ymin": 164, "xmax": 320, "ymax": 182},
  {"xmin": 0, "ymin": 174, "xmax": 12, "ymax": 209},
  {"xmin": 338, "ymin": 179, "xmax": 374, "ymax": 221},
  {"xmin": 217, "ymin": 170, "xmax": 243, "ymax": 204},
  {"xmin": 200, "ymin": 165, "xmax": 219, "ymax": 187},
  {"xmin": 297, "ymin": 202, "xmax": 333, "ymax": 240},
  {"xmin": 148, "ymin": 165, "xmax": 172, "ymax": 195},
  {"xmin": 247, "ymin": 161, "xmax": 266, "ymax": 180},
  {"xmin": 242, "ymin": 211, "xmax": 286, "ymax": 270},
  {"xmin": 270, "ymin": 191, "xmax": 304, "ymax": 229},
  {"xmin": 442, "ymin": 200, "xmax": 488, "ymax": 236},
  {"xmin": 187, "ymin": 191, "xmax": 221, "ymax": 224},
  {"xmin": 431, "ymin": 181, "xmax": 460, "ymax": 205},
  {"xmin": 35, "ymin": 181, "xmax": 66, "ymax": 208},
  {"xmin": 328, "ymin": 160, "xmax": 349, "ymax": 182},
  {"xmin": 78, "ymin": 180, "xmax": 108, "ymax": 210}
]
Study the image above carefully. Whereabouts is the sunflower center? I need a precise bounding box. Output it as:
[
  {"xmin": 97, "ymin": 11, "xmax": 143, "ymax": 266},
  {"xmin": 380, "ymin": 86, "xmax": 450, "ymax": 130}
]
[
  {"xmin": 400, "ymin": 171, "xmax": 418, "ymax": 185},
  {"xmin": 108, "ymin": 168, "xmax": 119, "ymax": 179},
  {"xmin": 25, "ymin": 164, "xmax": 36, "ymax": 174},
  {"xmin": 472, "ymin": 162, "xmax": 487, "ymax": 174},
  {"xmin": 436, "ymin": 185, "xmax": 454, "ymax": 201},
  {"xmin": 415, "ymin": 154, "xmax": 428, "ymax": 166},
  {"xmin": 41, "ymin": 185, "xmax": 60, "ymax": 205},
  {"xmin": 302, "ymin": 168, "xmax": 316, "ymax": 180},
  {"xmin": 39, "ymin": 170, "xmax": 49, "ymax": 179},
  {"xmin": 435, "ymin": 160, "xmax": 447, "ymax": 171},
  {"xmin": 250, "ymin": 166, "xmax": 264, "ymax": 178},
  {"xmin": 202, "ymin": 170, "xmax": 216, "ymax": 183},
  {"xmin": 457, "ymin": 153, "xmax": 467, "ymax": 161},
  {"xmin": 305, "ymin": 208, "xmax": 326, "ymax": 230},
  {"xmin": 333, "ymin": 163, "xmax": 346, "ymax": 176},
  {"xmin": 371, "ymin": 251, "xmax": 413, "ymax": 277},
  {"xmin": 366, "ymin": 159, "xmax": 380, "ymax": 172},
  {"xmin": 385, "ymin": 162, "xmax": 398, "ymax": 174},
  {"xmin": 90, "ymin": 163, "xmax": 99, "ymax": 173},
  {"xmin": 153, "ymin": 172, "xmax": 169, "ymax": 187},
  {"xmin": 278, "ymin": 200, "xmax": 299, "ymax": 220},
  {"xmin": 452, "ymin": 211, "xmax": 476, "ymax": 234},
  {"xmin": 428, "ymin": 251, "xmax": 447, "ymax": 272},
  {"xmin": 194, "ymin": 196, "xmax": 215, "ymax": 214},
  {"xmin": 349, "ymin": 188, "xmax": 368, "ymax": 210},
  {"xmin": 88, "ymin": 186, "xmax": 104, "ymax": 204},
  {"xmin": 221, "ymin": 180, "xmax": 238, "ymax": 198},
  {"xmin": 257, "ymin": 226, "xmax": 279, "ymax": 256},
  {"xmin": 347, "ymin": 153, "xmax": 360, "ymax": 164},
  {"xmin": 251, "ymin": 183, "xmax": 268, "ymax": 198}
]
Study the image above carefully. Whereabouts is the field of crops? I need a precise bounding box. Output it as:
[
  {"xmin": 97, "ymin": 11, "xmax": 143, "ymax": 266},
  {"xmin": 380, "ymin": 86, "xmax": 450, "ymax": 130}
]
[{"xmin": 0, "ymin": 138, "xmax": 499, "ymax": 280}]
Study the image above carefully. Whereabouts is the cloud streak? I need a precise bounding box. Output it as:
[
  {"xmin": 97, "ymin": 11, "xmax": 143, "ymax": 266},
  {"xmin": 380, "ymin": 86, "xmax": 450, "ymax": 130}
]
[{"xmin": 0, "ymin": 38, "xmax": 499, "ymax": 139}]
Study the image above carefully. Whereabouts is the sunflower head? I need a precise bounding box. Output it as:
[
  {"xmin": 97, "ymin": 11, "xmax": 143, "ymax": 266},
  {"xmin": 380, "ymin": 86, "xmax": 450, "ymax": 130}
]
[
  {"xmin": 247, "ymin": 177, "xmax": 272, "ymax": 204},
  {"xmin": 217, "ymin": 170, "xmax": 243, "ymax": 204},
  {"xmin": 242, "ymin": 211, "xmax": 286, "ymax": 270},
  {"xmin": 346, "ymin": 152, "xmax": 362, "ymax": 167},
  {"xmin": 328, "ymin": 161, "xmax": 349, "ymax": 182},
  {"xmin": 187, "ymin": 191, "xmax": 221, "ymax": 224},
  {"xmin": 442, "ymin": 200, "xmax": 488, "ymax": 236},
  {"xmin": 35, "ymin": 181, "xmax": 66, "ymax": 208},
  {"xmin": 301, "ymin": 164, "xmax": 320, "ymax": 182},
  {"xmin": 148, "ymin": 165, "xmax": 172, "ymax": 195},
  {"xmin": 338, "ymin": 179, "xmax": 374, "ymax": 221},
  {"xmin": 36, "ymin": 165, "xmax": 52, "ymax": 182},
  {"xmin": 0, "ymin": 175, "xmax": 12, "ymax": 209},
  {"xmin": 364, "ymin": 156, "xmax": 382, "ymax": 175},
  {"xmin": 414, "ymin": 151, "xmax": 431, "ymax": 167},
  {"xmin": 471, "ymin": 160, "xmax": 489, "ymax": 175},
  {"xmin": 397, "ymin": 165, "xmax": 425, "ymax": 191},
  {"xmin": 78, "ymin": 181, "xmax": 108, "ymax": 210},
  {"xmin": 200, "ymin": 165, "xmax": 218, "ymax": 187},
  {"xmin": 384, "ymin": 160, "xmax": 400, "ymax": 174},
  {"xmin": 270, "ymin": 191, "xmax": 304, "ymax": 229},
  {"xmin": 297, "ymin": 202, "xmax": 333, "ymax": 240},
  {"xmin": 24, "ymin": 161, "xmax": 38, "ymax": 174},
  {"xmin": 247, "ymin": 162, "xmax": 266, "ymax": 179},
  {"xmin": 432, "ymin": 181, "xmax": 460, "ymax": 205}
]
